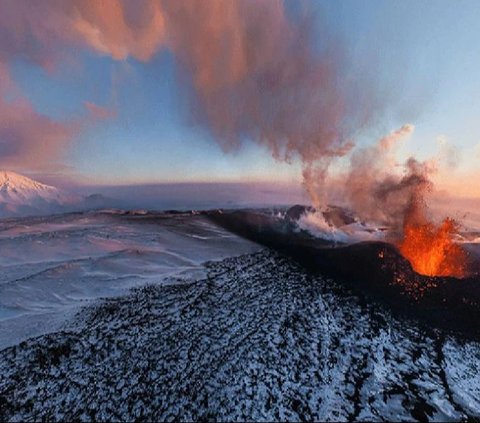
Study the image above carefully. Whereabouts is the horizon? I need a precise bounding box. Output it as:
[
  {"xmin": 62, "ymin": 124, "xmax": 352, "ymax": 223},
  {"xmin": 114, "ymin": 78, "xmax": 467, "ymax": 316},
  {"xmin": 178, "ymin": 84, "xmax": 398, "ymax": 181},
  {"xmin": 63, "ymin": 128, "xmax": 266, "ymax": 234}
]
[{"xmin": 4, "ymin": 169, "xmax": 480, "ymax": 226}]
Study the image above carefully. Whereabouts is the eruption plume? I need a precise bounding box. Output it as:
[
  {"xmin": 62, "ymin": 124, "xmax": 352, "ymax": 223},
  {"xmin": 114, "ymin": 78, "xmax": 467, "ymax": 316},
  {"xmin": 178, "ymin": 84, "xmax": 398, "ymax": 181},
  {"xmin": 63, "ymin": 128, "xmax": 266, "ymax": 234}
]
[
  {"xmin": 0, "ymin": 0, "xmax": 468, "ymax": 278},
  {"xmin": 0, "ymin": 0, "xmax": 376, "ymax": 178},
  {"xmin": 160, "ymin": 0, "xmax": 372, "ymax": 202},
  {"xmin": 343, "ymin": 124, "xmax": 417, "ymax": 227},
  {"xmin": 338, "ymin": 125, "xmax": 468, "ymax": 277}
]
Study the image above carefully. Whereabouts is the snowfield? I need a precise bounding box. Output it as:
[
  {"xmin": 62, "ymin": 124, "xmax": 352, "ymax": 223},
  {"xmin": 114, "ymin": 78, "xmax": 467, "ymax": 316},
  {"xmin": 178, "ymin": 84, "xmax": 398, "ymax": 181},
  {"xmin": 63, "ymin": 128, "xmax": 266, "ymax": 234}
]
[
  {"xmin": 0, "ymin": 211, "xmax": 260, "ymax": 349},
  {"xmin": 0, "ymin": 212, "xmax": 479, "ymax": 421}
]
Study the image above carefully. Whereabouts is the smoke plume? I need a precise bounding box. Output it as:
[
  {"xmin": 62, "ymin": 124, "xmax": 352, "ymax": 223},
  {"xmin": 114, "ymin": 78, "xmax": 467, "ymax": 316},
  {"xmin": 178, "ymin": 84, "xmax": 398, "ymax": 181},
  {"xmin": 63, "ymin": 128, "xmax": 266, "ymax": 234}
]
[
  {"xmin": 160, "ymin": 1, "xmax": 373, "ymax": 207},
  {"xmin": 341, "ymin": 124, "xmax": 434, "ymax": 229},
  {"xmin": 0, "ymin": 0, "xmax": 375, "ymax": 185}
]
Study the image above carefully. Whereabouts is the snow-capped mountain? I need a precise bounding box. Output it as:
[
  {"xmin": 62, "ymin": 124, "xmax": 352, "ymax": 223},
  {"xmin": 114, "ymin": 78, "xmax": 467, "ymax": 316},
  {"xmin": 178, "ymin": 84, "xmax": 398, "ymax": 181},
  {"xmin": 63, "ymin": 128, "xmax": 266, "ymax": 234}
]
[{"xmin": 0, "ymin": 171, "xmax": 80, "ymax": 217}]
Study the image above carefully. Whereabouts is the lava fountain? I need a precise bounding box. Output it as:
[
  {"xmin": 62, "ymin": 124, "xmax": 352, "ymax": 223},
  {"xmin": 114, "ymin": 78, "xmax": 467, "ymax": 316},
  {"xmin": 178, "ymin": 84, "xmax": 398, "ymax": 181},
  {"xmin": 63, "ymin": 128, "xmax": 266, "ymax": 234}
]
[{"xmin": 397, "ymin": 202, "xmax": 468, "ymax": 278}]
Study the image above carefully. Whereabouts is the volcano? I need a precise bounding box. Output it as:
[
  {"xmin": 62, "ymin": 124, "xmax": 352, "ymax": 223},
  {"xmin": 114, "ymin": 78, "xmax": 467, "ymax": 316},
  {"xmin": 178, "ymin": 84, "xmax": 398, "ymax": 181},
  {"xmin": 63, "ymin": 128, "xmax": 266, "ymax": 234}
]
[{"xmin": 208, "ymin": 206, "xmax": 480, "ymax": 336}]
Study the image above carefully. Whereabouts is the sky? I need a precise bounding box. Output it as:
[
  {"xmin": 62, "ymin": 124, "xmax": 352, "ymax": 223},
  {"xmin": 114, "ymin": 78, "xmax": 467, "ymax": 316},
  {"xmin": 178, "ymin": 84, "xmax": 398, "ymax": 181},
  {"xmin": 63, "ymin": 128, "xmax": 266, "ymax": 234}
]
[{"xmin": 1, "ymin": 0, "xmax": 480, "ymax": 198}]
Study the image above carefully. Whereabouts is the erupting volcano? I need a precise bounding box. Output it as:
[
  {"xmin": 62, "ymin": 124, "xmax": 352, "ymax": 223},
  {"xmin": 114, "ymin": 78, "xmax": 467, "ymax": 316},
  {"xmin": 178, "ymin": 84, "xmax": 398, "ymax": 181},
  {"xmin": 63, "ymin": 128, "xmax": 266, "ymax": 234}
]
[
  {"xmin": 398, "ymin": 215, "xmax": 467, "ymax": 278},
  {"xmin": 391, "ymin": 159, "xmax": 468, "ymax": 279},
  {"xmin": 323, "ymin": 125, "xmax": 472, "ymax": 280}
]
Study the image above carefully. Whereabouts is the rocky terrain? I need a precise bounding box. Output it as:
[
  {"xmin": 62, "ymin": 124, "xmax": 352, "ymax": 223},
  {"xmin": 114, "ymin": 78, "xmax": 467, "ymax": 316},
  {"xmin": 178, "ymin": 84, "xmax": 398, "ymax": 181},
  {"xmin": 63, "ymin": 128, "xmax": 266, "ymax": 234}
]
[{"xmin": 1, "ymin": 250, "xmax": 479, "ymax": 421}]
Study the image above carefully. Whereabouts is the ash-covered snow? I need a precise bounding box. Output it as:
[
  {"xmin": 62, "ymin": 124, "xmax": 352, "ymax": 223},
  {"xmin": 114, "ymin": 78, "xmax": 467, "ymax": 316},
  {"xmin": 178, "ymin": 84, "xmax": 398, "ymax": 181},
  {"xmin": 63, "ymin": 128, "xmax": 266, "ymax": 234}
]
[
  {"xmin": 1, "ymin": 248, "xmax": 479, "ymax": 421},
  {"xmin": 296, "ymin": 204, "xmax": 480, "ymax": 249}
]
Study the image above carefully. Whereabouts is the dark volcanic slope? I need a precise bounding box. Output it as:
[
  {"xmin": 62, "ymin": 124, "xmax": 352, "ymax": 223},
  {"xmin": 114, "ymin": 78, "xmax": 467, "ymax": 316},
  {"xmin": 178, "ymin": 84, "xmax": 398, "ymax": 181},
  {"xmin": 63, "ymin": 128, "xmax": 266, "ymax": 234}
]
[
  {"xmin": 1, "ymin": 251, "xmax": 479, "ymax": 421},
  {"xmin": 208, "ymin": 209, "xmax": 480, "ymax": 334}
]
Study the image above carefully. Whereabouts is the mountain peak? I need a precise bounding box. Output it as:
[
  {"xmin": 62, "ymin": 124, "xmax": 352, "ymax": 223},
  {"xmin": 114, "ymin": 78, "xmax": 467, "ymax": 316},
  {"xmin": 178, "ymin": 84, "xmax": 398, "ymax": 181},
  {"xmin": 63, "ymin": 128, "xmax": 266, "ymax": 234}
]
[
  {"xmin": 0, "ymin": 170, "xmax": 57, "ymax": 192},
  {"xmin": 0, "ymin": 170, "xmax": 71, "ymax": 217},
  {"xmin": 0, "ymin": 171, "xmax": 111, "ymax": 218}
]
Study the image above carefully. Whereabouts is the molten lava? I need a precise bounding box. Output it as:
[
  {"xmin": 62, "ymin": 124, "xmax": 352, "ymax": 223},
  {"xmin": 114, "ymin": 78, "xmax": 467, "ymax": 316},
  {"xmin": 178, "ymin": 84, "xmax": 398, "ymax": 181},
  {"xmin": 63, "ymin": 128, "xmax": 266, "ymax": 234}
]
[{"xmin": 398, "ymin": 217, "xmax": 467, "ymax": 278}]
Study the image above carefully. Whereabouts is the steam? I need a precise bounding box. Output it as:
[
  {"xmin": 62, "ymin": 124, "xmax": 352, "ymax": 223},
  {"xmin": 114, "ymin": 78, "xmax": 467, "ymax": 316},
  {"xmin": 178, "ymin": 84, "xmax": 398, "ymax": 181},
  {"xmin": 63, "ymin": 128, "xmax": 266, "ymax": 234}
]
[
  {"xmin": 342, "ymin": 124, "xmax": 432, "ymax": 229},
  {"xmin": 333, "ymin": 123, "xmax": 442, "ymax": 234}
]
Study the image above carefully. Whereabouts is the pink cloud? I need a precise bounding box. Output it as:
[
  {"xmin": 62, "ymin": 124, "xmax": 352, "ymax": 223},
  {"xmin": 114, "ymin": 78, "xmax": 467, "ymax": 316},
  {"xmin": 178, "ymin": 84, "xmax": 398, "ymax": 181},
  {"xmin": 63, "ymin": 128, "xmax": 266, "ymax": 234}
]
[
  {"xmin": 72, "ymin": 0, "xmax": 166, "ymax": 61},
  {"xmin": 0, "ymin": 88, "xmax": 75, "ymax": 170},
  {"xmin": 0, "ymin": 1, "xmax": 168, "ymax": 173},
  {"xmin": 0, "ymin": 0, "xmax": 166, "ymax": 67}
]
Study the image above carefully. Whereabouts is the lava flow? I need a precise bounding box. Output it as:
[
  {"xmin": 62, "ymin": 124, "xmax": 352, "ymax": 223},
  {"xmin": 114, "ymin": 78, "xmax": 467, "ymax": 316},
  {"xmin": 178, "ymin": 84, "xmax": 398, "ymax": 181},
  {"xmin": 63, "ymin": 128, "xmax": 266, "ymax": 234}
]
[{"xmin": 398, "ymin": 216, "xmax": 467, "ymax": 278}]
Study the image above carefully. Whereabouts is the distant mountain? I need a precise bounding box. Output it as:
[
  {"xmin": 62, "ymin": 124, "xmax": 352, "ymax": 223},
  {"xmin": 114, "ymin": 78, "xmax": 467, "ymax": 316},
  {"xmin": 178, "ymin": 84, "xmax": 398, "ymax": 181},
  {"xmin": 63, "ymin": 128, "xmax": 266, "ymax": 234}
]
[{"xmin": 0, "ymin": 171, "xmax": 81, "ymax": 217}]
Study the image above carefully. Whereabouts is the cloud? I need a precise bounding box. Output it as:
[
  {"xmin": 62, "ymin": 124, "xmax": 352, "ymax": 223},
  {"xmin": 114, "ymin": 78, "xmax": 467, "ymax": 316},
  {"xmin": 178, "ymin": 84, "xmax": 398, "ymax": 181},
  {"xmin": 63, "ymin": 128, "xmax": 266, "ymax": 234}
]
[
  {"xmin": 0, "ymin": 0, "xmax": 166, "ymax": 67},
  {"xmin": 0, "ymin": 68, "xmax": 111, "ymax": 173},
  {"xmin": 0, "ymin": 0, "xmax": 380, "ymax": 190},
  {"xmin": 0, "ymin": 85, "xmax": 75, "ymax": 170},
  {"xmin": 0, "ymin": 1, "xmax": 168, "ymax": 173},
  {"xmin": 72, "ymin": 0, "xmax": 166, "ymax": 61}
]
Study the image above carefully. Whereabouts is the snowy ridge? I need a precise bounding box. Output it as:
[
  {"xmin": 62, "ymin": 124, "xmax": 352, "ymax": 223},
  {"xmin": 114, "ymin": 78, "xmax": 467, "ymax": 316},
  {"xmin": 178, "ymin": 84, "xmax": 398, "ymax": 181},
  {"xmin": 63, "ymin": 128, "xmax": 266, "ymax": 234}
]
[{"xmin": 297, "ymin": 209, "xmax": 387, "ymax": 243}]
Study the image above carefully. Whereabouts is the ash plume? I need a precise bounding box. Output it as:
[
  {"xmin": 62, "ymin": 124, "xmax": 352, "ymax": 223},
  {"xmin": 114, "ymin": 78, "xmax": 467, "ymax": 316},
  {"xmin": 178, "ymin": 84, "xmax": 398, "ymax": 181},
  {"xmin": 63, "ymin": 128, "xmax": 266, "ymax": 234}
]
[
  {"xmin": 161, "ymin": 2, "xmax": 361, "ymax": 160},
  {"xmin": 0, "ymin": 0, "xmax": 377, "ymax": 186},
  {"xmin": 338, "ymin": 124, "xmax": 441, "ymax": 235},
  {"xmin": 159, "ymin": 1, "xmax": 375, "ymax": 207}
]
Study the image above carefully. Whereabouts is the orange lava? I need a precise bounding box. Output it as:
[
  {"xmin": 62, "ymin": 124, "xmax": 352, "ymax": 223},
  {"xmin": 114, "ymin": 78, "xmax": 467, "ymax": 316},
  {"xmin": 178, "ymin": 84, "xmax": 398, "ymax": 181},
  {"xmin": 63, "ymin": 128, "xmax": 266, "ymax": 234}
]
[{"xmin": 398, "ymin": 217, "xmax": 467, "ymax": 278}]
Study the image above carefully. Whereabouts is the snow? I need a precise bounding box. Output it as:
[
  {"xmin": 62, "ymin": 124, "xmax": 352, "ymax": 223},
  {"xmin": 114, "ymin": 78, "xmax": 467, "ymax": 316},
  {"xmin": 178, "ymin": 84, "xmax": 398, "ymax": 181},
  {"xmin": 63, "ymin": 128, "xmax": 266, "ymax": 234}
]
[
  {"xmin": 297, "ymin": 209, "xmax": 387, "ymax": 244},
  {"xmin": 0, "ymin": 211, "xmax": 261, "ymax": 349},
  {"xmin": 0, "ymin": 170, "xmax": 80, "ymax": 217},
  {"xmin": 1, "ymin": 209, "xmax": 480, "ymax": 421},
  {"xmin": 0, "ymin": 249, "xmax": 479, "ymax": 421},
  {"xmin": 0, "ymin": 171, "xmax": 60, "ymax": 199}
]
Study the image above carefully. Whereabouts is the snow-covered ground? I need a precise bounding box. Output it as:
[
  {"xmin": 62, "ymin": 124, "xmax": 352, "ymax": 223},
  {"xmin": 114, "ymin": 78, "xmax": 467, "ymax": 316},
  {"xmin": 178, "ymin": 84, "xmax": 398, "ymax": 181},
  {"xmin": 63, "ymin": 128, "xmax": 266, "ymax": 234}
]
[
  {"xmin": 1, "ymin": 249, "xmax": 480, "ymax": 421},
  {"xmin": 1, "ymin": 211, "xmax": 480, "ymax": 421},
  {"xmin": 297, "ymin": 209, "xmax": 387, "ymax": 243},
  {"xmin": 0, "ymin": 211, "xmax": 260, "ymax": 349}
]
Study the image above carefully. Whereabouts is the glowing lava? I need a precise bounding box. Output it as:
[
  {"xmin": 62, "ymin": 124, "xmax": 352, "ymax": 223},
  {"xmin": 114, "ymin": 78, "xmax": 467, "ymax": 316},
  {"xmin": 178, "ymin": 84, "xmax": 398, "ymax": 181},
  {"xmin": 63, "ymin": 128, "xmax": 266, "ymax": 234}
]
[{"xmin": 398, "ymin": 217, "xmax": 467, "ymax": 278}]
